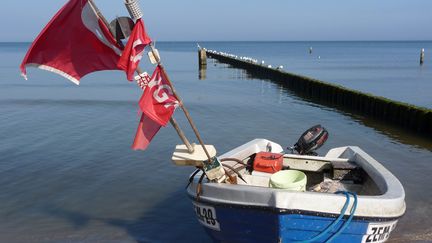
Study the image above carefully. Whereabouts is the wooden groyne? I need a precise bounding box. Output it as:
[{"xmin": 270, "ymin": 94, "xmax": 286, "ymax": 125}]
[{"xmin": 205, "ymin": 50, "xmax": 432, "ymax": 137}]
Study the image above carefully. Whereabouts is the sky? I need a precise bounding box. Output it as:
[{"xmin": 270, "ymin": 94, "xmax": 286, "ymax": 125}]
[{"xmin": 1, "ymin": 0, "xmax": 432, "ymax": 42}]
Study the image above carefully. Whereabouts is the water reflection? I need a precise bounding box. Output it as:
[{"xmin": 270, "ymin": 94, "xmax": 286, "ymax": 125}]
[
  {"xmin": 218, "ymin": 63, "xmax": 432, "ymax": 151},
  {"xmin": 38, "ymin": 190, "xmax": 209, "ymax": 242},
  {"xmin": 198, "ymin": 66, "xmax": 206, "ymax": 80}
]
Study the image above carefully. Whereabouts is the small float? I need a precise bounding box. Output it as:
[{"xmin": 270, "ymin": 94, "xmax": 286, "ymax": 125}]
[{"xmin": 177, "ymin": 126, "xmax": 406, "ymax": 243}]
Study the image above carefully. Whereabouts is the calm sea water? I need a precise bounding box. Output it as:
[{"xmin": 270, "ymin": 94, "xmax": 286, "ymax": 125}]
[
  {"xmin": 0, "ymin": 42, "xmax": 431, "ymax": 242},
  {"xmin": 202, "ymin": 41, "xmax": 432, "ymax": 109}
]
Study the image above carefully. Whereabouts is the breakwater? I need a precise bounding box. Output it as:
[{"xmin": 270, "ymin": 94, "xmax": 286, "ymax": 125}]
[{"xmin": 205, "ymin": 49, "xmax": 432, "ymax": 137}]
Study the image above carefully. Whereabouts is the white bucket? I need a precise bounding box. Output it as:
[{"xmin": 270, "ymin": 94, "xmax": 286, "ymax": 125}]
[{"xmin": 269, "ymin": 170, "xmax": 307, "ymax": 191}]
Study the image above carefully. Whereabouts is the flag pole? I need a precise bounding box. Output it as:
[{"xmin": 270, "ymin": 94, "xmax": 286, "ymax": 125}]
[
  {"xmin": 148, "ymin": 43, "xmax": 213, "ymax": 161},
  {"xmin": 135, "ymin": 66, "xmax": 195, "ymax": 154},
  {"xmin": 89, "ymin": 0, "xmax": 195, "ymax": 154},
  {"xmin": 121, "ymin": 0, "xmax": 214, "ymax": 162},
  {"xmin": 88, "ymin": 0, "xmax": 110, "ymax": 26}
]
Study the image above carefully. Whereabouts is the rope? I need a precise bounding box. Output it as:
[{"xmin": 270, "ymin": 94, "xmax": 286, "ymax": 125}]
[
  {"xmin": 297, "ymin": 191, "xmax": 358, "ymax": 243},
  {"xmin": 325, "ymin": 191, "xmax": 358, "ymax": 242}
]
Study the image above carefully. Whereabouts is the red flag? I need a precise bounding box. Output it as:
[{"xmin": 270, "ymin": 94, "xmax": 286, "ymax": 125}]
[
  {"xmin": 139, "ymin": 66, "xmax": 179, "ymax": 126},
  {"xmin": 118, "ymin": 19, "xmax": 152, "ymax": 81},
  {"xmin": 20, "ymin": 0, "xmax": 122, "ymax": 85},
  {"xmin": 132, "ymin": 113, "xmax": 162, "ymax": 150},
  {"xmin": 132, "ymin": 66, "xmax": 179, "ymax": 150}
]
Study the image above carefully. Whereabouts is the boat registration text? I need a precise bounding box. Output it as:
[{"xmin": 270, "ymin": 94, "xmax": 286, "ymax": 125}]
[
  {"xmin": 193, "ymin": 202, "xmax": 220, "ymax": 231},
  {"xmin": 362, "ymin": 220, "xmax": 398, "ymax": 243}
]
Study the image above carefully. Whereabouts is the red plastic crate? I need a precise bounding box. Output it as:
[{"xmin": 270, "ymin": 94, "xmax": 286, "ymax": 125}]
[{"xmin": 253, "ymin": 152, "xmax": 284, "ymax": 173}]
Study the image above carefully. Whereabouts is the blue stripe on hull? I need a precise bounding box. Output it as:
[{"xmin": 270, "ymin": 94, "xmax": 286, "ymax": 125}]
[
  {"xmin": 197, "ymin": 203, "xmax": 385, "ymax": 243},
  {"xmin": 280, "ymin": 215, "xmax": 368, "ymax": 242}
]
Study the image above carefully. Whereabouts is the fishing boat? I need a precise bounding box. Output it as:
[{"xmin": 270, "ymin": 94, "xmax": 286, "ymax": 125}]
[
  {"xmin": 183, "ymin": 126, "xmax": 406, "ymax": 243},
  {"xmin": 19, "ymin": 0, "xmax": 406, "ymax": 242}
]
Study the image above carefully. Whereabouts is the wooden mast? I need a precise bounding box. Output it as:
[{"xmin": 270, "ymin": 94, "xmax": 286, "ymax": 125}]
[
  {"xmin": 120, "ymin": 0, "xmax": 213, "ymax": 162},
  {"xmin": 89, "ymin": 0, "xmax": 196, "ymax": 154},
  {"xmin": 90, "ymin": 0, "xmax": 215, "ymax": 162},
  {"xmin": 148, "ymin": 44, "xmax": 213, "ymax": 161},
  {"xmin": 90, "ymin": 0, "xmax": 226, "ymax": 182}
]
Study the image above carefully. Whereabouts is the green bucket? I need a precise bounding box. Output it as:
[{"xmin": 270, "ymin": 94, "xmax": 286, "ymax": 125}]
[{"xmin": 269, "ymin": 170, "xmax": 307, "ymax": 191}]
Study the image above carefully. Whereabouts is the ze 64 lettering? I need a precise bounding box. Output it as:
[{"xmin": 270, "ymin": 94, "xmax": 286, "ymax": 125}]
[{"xmin": 363, "ymin": 222, "xmax": 397, "ymax": 243}]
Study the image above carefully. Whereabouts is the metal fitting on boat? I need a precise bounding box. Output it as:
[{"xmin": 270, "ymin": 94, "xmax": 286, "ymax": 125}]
[{"xmin": 124, "ymin": 0, "xmax": 143, "ymax": 21}]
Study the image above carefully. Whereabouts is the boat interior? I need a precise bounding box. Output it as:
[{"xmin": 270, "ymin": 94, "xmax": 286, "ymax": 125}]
[{"xmin": 222, "ymin": 153, "xmax": 383, "ymax": 196}]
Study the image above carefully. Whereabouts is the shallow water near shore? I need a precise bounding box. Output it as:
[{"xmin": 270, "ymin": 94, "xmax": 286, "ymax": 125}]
[{"xmin": 0, "ymin": 42, "xmax": 431, "ymax": 242}]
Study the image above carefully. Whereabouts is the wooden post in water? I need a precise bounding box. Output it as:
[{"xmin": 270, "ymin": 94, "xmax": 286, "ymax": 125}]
[
  {"xmin": 198, "ymin": 48, "xmax": 207, "ymax": 67},
  {"xmin": 420, "ymin": 48, "xmax": 425, "ymax": 65},
  {"xmin": 198, "ymin": 46, "xmax": 207, "ymax": 80}
]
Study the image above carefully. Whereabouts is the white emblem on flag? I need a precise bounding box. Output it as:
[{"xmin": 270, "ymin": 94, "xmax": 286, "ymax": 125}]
[{"xmin": 130, "ymin": 40, "xmax": 145, "ymax": 63}]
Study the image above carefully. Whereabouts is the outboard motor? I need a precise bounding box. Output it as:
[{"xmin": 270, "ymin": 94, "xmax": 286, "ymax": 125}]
[{"xmin": 291, "ymin": 125, "xmax": 329, "ymax": 155}]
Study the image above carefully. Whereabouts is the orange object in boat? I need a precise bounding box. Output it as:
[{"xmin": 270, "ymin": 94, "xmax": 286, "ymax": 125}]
[{"xmin": 253, "ymin": 152, "xmax": 283, "ymax": 173}]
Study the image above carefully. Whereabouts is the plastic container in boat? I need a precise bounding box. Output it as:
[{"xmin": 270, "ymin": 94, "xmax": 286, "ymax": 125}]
[
  {"xmin": 253, "ymin": 152, "xmax": 283, "ymax": 173},
  {"xmin": 269, "ymin": 170, "xmax": 307, "ymax": 191}
]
